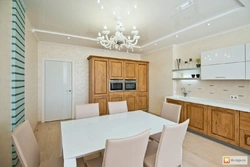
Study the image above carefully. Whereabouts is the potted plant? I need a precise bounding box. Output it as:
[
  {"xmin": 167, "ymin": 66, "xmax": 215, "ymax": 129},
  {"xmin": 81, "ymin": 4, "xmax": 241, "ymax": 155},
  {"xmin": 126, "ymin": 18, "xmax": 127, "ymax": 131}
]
[{"xmin": 196, "ymin": 58, "xmax": 201, "ymax": 67}]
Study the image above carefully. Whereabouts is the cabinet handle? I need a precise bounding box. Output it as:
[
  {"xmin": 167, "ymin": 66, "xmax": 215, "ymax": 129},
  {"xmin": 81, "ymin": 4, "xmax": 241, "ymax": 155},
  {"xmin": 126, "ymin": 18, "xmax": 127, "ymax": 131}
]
[{"xmin": 215, "ymin": 77, "xmax": 226, "ymax": 78}]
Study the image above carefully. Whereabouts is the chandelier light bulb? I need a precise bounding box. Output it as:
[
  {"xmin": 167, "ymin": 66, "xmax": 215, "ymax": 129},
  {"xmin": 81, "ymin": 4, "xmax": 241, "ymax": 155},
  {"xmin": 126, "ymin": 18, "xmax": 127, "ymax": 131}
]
[
  {"xmin": 104, "ymin": 26, "xmax": 107, "ymax": 29},
  {"xmin": 133, "ymin": 26, "xmax": 136, "ymax": 29},
  {"xmin": 98, "ymin": 32, "xmax": 101, "ymax": 36}
]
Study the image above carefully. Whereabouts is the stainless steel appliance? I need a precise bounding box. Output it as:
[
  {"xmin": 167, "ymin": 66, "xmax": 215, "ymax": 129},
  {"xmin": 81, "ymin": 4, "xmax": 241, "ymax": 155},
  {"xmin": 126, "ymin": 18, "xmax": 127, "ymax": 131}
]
[
  {"xmin": 110, "ymin": 79, "xmax": 124, "ymax": 91},
  {"xmin": 124, "ymin": 80, "xmax": 136, "ymax": 91}
]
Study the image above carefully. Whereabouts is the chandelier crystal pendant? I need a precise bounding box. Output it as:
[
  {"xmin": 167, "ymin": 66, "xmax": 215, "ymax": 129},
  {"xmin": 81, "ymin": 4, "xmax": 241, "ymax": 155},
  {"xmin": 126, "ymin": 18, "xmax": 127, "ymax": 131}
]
[{"xmin": 97, "ymin": 16, "xmax": 140, "ymax": 51}]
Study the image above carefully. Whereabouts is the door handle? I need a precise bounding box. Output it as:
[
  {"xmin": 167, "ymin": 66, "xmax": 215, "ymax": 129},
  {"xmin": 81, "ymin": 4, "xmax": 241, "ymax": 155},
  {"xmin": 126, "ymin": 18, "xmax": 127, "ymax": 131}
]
[{"xmin": 66, "ymin": 90, "xmax": 72, "ymax": 92}]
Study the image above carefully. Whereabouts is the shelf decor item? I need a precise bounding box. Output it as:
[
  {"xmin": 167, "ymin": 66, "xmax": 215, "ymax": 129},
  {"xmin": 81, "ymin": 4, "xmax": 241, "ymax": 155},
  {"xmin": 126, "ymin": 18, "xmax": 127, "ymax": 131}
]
[
  {"xmin": 176, "ymin": 58, "xmax": 181, "ymax": 69},
  {"xmin": 196, "ymin": 58, "xmax": 201, "ymax": 67},
  {"xmin": 189, "ymin": 58, "xmax": 193, "ymax": 68}
]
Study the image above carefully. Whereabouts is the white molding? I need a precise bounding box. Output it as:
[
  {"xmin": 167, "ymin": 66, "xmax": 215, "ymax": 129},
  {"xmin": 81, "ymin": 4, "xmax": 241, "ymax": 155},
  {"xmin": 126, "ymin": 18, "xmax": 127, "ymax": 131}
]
[{"xmin": 42, "ymin": 58, "xmax": 75, "ymax": 122}]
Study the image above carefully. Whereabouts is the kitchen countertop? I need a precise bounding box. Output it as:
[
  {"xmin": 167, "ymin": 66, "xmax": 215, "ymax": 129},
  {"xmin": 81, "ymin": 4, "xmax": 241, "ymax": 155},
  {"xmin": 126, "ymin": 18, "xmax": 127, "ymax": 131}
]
[{"xmin": 165, "ymin": 96, "xmax": 250, "ymax": 113}]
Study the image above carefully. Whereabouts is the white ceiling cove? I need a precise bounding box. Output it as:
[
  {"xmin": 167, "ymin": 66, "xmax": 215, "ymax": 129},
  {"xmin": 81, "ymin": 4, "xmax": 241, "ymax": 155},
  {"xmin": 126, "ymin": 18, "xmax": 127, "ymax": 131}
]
[{"xmin": 23, "ymin": 0, "xmax": 250, "ymax": 54}]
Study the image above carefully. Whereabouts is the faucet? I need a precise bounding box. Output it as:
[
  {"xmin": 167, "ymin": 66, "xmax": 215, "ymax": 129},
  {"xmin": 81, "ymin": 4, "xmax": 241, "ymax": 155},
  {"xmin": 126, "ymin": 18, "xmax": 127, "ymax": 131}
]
[{"xmin": 181, "ymin": 87, "xmax": 188, "ymax": 97}]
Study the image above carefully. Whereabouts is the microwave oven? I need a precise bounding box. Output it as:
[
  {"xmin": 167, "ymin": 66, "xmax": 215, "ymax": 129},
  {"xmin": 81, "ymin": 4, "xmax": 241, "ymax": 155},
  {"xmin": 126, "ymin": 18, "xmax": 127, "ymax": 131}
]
[
  {"xmin": 110, "ymin": 79, "xmax": 124, "ymax": 91},
  {"xmin": 124, "ymin": 80, "xmax": 136, "ymax": 91}
]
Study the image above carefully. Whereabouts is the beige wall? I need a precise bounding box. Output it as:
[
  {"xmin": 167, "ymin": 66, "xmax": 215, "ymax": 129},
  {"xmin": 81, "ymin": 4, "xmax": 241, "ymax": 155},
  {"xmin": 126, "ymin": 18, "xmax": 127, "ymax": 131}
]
[
  {"xmin": 25, "ymin": 16, "xmax": 38, "ymax": 129},
  {"xmin": 0, "ymin": 1, "xmax": 12, "ymax": 166},
  {"xmin": 38, "ymin": 43, "xmax": 140, "ymax": 121},
  {"xmin": 141, "ymin": 46, "xmax": 174, "ymax": 115},
  {"xmin": 175, "ymin": 26, "xmax": 250, "ymax": 104}
]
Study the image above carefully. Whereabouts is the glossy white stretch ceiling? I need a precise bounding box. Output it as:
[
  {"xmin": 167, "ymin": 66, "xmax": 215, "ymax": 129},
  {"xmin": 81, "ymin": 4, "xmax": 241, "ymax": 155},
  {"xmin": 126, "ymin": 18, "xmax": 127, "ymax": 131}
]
[{"xmin": 23, "ymin": 0, "xmax": 250, "ymax": 54}]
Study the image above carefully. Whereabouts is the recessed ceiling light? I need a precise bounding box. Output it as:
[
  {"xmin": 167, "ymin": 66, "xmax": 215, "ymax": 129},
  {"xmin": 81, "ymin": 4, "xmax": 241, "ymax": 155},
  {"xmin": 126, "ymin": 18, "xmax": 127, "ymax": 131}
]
[
  {"xmin": 207, "ymin": 23, "xmax": 211, "ymax": 26},
  {"xmin": 134, "ymin": 5, "xmax": 137, "ymax": 9},
  {"xmin": 97, "ymin": 0, "xmax": 100, "ymax": 3},
  {"xmin": 113, "ymin": 11, "xmax": 115, "ymax": 15},
  {"xmin": 127, "ymin": 11, "xmax": 130, "ymax": 14},
  {"xmin": 67, "ymin": 37, "xmax": 70, "ymax": 39},
  {"xmin": 101, "ymin": 6, "xmax": 104, "ymax": 9},
  {"xmin": 175, "ymin": 35, "xmax": 178, "ymax": 37}
]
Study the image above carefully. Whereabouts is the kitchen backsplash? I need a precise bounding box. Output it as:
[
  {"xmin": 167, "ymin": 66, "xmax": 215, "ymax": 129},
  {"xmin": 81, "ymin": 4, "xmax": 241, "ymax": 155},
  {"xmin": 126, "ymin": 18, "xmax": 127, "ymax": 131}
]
[{"xmin": 174, "ymin": 80, "xmax": 250, "ymax": 104}]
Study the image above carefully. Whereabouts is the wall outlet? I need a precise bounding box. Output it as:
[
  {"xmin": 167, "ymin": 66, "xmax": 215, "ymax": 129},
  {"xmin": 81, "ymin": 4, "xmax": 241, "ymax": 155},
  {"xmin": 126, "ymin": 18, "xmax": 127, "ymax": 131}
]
[{"xmin": 230, "ymin": 95, "xmax": 238, "ymax": 100}]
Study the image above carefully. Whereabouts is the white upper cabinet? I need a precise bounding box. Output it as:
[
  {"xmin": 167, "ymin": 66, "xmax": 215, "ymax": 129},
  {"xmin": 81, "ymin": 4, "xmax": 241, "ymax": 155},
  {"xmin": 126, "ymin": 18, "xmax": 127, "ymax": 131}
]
[
  {"xmin": 246, "ymin": 43, "xmax": 250, "ymax": 79},
  {"xmin": 201, "ymin": 62, "xmax": 245, "ymax": 80},
  {"xmin": 201, "ymin": 44, "xmax": 246, "ymax": 80},
  {"xmin": 247, "ymin": 43, "xmax": 250, "ymax": 61},
  {"xmin": 201, "ymin": 44, "xmax": 245, "ymax": 66}
]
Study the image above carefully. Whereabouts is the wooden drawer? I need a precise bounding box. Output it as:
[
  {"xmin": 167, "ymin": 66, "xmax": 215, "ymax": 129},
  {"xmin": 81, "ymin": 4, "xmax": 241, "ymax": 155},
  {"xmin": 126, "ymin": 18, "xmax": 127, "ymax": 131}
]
[
  {"xmin": 240, "ymin": 130, "xmax": 250, "ymax": 150},
  {"xmin": 240, "ymin": 112, "xmax": 250, "ymax": 131}
]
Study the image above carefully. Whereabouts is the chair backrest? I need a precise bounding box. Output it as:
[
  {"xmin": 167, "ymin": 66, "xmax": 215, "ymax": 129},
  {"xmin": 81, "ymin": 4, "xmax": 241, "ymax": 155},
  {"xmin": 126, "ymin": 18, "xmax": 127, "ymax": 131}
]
[
  {"xmin": 155, "ymin": 119, "xmax": 189, "ymax": 167},
  {"xmin": 160, "ymin": 102, "xmax": 181, "ymax": 123},
  {"xmin": 75, "ymin": 103, "xmax": 99, "ymax": 119},
  {"xmin": 108, "ymin": 100, "xmax": 128, "ymax": 115},
  {"xmin": 11, "ymin": 120, "xmax": 40, "ymax": 167},
  {"xmin": 102, "ymin": 129, "xmax": 150, "ymax": 167}
]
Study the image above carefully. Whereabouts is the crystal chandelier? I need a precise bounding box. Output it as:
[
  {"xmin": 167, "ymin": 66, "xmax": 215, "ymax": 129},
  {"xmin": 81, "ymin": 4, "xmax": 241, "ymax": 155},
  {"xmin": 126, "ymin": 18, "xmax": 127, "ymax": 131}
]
[{"xmin": 97, "ymin": 17, "xmax": 140, "ymax": 51}]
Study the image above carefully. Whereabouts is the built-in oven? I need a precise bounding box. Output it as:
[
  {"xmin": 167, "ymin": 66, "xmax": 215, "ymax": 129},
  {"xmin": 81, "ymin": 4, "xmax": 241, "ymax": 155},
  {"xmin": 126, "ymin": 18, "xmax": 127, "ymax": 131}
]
[
  {"xmin": 110, "ymin": 79, "xmax": 124, "ymax": 91},
  {"xmin": 124, "ymin": 80, "xmax": 136, "ymax": 91}
]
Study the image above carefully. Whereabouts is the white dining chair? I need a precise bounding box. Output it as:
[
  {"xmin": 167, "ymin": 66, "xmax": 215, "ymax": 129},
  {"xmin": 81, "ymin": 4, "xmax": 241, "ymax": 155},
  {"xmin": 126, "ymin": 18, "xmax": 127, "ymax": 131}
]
[
  {"xmin": 85, "ymin": 129, "xmax": 151, "ymax": 167},
  {"xmin": 11, "ymin": 120, "xmax": 85, "ymax": 167},
  {"xmin": 108, "ymin": 100, "xmax": 128, "ymax": 115},
  {"xmin": 75, "ymin": 103, "xmax": 99, "ymax": 119},
  {"xmin": 144, "ymin": 119, "xmax": 189, "ymax": 167},
  {"xmin": 150, "ymin": 102, "xmax": 181, "ymax": 142}
]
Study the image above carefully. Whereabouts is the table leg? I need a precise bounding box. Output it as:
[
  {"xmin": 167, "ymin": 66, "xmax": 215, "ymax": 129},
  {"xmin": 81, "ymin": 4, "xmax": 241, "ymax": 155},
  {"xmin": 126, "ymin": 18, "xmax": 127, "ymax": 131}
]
[{"xmin": 64, "ymin": 158, "xmax": 77, "ymax": 167}]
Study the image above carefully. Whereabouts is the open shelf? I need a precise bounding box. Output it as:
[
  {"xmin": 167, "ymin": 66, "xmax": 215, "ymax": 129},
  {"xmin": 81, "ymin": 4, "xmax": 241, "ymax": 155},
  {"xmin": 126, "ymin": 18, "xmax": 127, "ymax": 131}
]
[
  {"xmin": 172, "ymin": 77, "xmax": 201, "ymax": 80},
  {"xmin": 172, "ymin": 67, "xmax": 201, "ymax": 80}
]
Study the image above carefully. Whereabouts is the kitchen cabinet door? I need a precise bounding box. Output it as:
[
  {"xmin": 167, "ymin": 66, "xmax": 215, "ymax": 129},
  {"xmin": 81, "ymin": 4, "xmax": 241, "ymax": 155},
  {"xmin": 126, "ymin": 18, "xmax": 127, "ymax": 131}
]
[
  {"xmin": 246, "ymin": 43, "xmax": 250, "ymax": 61},
  {"xmin": 124, "ymin": 61, "xmax": 137, "ymax": 79},
  {"xmin": 166, "ymin": 99, "xmax": 186, "ymax": 123},
  {"xmin": 246, "ymin": 62, "xmax": 250, "ymax": 80},
  {"xmin": 109, "ymin": 92, "xmax": 123, "ymax": 102},
  {"xmin": 137, "ymin": 62, "xmax": 148, "ymax": 92},
  {"xmin": 90, "ymin": 58, "xmax": 109, "ymax": 95},
  {"xmin": 208, "ymin": 107, "xmax": 239, "ymax": 146},
  {"xmin": 201, "ymin": 62, "xmax": 245, "ymax": 80},
  {"xmin": 93, "ymin": 96, "xmax": 108, "ymax": 115},
  {"xmin": 184, "ymin": 102, "xmax": 208, "ymax": 135},
  {"xmin": 109, "ymin": 59, "xmax": 123, "ymax": 79},
  {"xmin": 201, "ymin": 44, "xmax": 245, "ymax": 65},
  {"xmin": 136, "ymin": 92, "xmax": 148, "ymax": 111},
  {"xmin": 123, "ymin": 92, "xmax": 136, "ymax": 111},
  {"xmin": 240, "ymin": 112, "xmax": 250, "ymax": 150}
]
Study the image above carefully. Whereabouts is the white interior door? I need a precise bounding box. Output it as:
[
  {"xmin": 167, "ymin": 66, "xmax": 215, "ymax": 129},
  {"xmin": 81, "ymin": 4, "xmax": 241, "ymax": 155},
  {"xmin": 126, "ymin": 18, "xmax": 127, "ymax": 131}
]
[{"xmin": 45, "ymin": 60, "xmax": 72, "ymax": 122}]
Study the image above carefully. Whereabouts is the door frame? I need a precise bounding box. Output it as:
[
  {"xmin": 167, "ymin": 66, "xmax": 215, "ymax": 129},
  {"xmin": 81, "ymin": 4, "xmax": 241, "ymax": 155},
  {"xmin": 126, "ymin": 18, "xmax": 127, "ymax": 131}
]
[{"xmin": 42, "ymin": 58, "xmax": 74, "ymax": 123}]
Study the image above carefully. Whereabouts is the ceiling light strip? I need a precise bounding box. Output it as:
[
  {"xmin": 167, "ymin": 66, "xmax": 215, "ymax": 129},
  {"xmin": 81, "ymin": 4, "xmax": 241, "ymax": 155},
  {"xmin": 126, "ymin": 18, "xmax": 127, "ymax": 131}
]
[
  {"xmin": 140, "ymin": 7, "xmax": 242, "ymax": 48},
  {"xmin": 32, "ymin": 29, "xmax": 98, "ymax": 41}
]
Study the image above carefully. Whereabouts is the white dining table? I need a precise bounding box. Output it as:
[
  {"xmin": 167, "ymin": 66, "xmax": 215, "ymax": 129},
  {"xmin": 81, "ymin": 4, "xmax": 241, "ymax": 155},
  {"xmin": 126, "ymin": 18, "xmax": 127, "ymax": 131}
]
[{"xmin": 61, "ymin": 110, "xmax": 176, "ymax": 167}]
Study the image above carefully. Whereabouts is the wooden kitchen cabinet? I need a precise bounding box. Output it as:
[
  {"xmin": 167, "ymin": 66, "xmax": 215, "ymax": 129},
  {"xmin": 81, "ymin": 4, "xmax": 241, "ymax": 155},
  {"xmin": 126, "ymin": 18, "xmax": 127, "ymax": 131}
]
[
  {"xmin": 89, "ymin": 57, "xmax": 109, "ymax": 96},
  {"xmin": 137, "ymin": 62, "xmax": 148, "ymax": 92},
  {"xmin": 93, "ymin": 96, "xmax": 108, "ymax": 115},
  {"xmin": 123, "ymin": 92, "xmax": 136, "ymax": 111},
  {"xmin": 240, "ymin": 112, "xmax": 250, "ymax": 150},
  {"xmin": 166, "ymin": 99, "xmax": 185, "ymax": 123},
  {"xmin": 109, "ymin": 59, "xmax": 123, "ymax": 79},
  {"xmin": 124, "ymin": 61, "xmax": 137, "ymax": 79},
  {"xmin": 184, "ymin": 102, "xmax": 208, "ymax": 135},
  {"xmin": 136, "ymin": 92, "xmax": 148, "ymax": 111},
  {"xmin": 88, "ymin": 56, "xmax": 149, "ymax": 115},
  {"xmin": 109, "ymin": 92, "xmax": 123, "ymax": 102},
  {"xmin": 207, "ymin": 106, "xmax": 239, "ymax": 146}
]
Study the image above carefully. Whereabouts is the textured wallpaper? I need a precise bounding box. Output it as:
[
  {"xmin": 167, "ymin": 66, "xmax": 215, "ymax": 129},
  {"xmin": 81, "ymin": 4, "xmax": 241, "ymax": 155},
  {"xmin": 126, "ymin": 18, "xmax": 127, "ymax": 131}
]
[
  {"xmin": 0, "ymin": 1, "xmax": 12, "ymax": 167},
  {"xmin": 38, "ymin": 43, "xmax": 140, "ymax": 121}
]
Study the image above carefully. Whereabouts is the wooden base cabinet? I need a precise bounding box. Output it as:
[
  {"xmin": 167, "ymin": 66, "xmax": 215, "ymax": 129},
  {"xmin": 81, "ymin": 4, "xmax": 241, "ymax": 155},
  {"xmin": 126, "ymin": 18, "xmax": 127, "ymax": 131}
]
[
  {"xmin": 93, "ymin": 96, "xmax": 108, "ymax": 115},
  {"xmin": 240, "ymin": 112, "xmax": 250, "ymax": 150},
  {"xmin": 208, "ymin": 107, "xmax": 239, "ymax": 146},
  {"xmin": 166, "ymin": 99, "xmax": 185, "ymax": 123},
  {"xmin": 184, "ymin": 102, "xmax": 208, "ymax": 135},
  {"xmin": 136, "ymin": 93, "xmax": 148, "ymax": 111}
]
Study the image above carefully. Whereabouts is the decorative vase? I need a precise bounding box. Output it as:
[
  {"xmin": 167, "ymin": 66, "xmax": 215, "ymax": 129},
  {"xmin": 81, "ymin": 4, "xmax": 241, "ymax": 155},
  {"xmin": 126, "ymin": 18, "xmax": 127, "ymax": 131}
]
[{"xmin": 176, "ymin": 58, "xmax": 181, "ymax": 69}]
